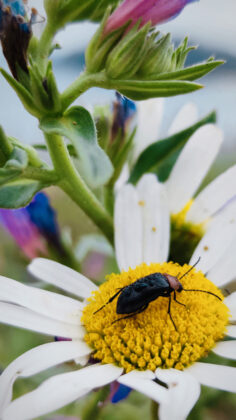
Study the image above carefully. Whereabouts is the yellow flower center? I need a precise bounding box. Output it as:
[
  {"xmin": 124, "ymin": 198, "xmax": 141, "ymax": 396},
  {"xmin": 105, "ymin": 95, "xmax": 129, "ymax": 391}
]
[
  {"xmin": 170, "ymin": 201, "xmax": 205, "ymax": 264},
  {"xmin": 82, "ymin": 262, "xmax": 229, "ymax": 373}
]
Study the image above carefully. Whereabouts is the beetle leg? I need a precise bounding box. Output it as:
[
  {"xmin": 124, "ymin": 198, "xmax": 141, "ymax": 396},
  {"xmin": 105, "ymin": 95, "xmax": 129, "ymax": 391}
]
[
  {"xmin": 173, "ymin": 291, "xmax": 186, "ymax": 307},
  {"xmin": 93, "ymin": 288, "xmax": 123, "ymax": 314},
  {"xmin": 167, "ymin": 296, "xmax": 177, "ymax": 331},
  {"xmin": 111, "ymin": 304, "xmax": 149, "ymax": 324}
]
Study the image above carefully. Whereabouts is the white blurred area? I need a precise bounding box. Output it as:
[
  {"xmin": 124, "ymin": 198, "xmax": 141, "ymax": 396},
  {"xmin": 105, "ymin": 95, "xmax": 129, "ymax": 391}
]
[{"xmin": 0, "ymin": 0, "xmax": 235, "ymax": 169}]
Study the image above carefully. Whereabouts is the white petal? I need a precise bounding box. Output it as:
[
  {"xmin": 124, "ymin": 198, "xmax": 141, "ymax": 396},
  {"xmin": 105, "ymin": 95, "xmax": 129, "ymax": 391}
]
[
  {"xmin": 187, "ymin": 164, "xmax": 236, "ymax": 224},
  {"xmin": 227, "ymin": 325, "xmax": 236, "ymax": 338},
  {"xmin": 168, "ymin": 102, "xmax": 198, "ymax": 136},
  {"xmin": 137, "ymin": 174, "xmax": 170, "ymax": 263},
  {"xmin": 0, "ymin": 341, "xmax": 91, "ymax": 412},
  {"xmin": 134, "ymin": 98, "xmax": 164, "ymax": 160},
  {"xmin": 156, "ymin": 369, "xmax": 200, "ymax": 420},
  {"xmin": 190, "ymin": 200, "xmax": 236, "ymax": 273},
  {"xmin": 0, "ymin": 302, "xmax": 83, "ymax": 338},
  {"xmin": 165, "ymin": 124, "xmax": 223, "ymax": 214},
  {"xmin": 207, "ymin": 237, "xmax": 236, "ymax": 286},
  {"xmin": 187, "ymin": 362, "xmax": 236, "ymax": 393},
  {"xmin": 224, "ymin": 292, "xmax": 236, "ymax": 321},
  {"xmin": 28, "ymin": 258, "xmax": 97, "ymax": 299},
  {"xmin": 115, "ymin": 184, "xmax": 143, "ymax": 270},
  {"xmin": 118, "ymin": 370, "xmax": 167, "ymax": 403},
  {"xmin": 213, "ymin": 341, "xmax": 236, "ymax": 360},
  {"xmin": 2, "ymin": 364, "xmax": 123, "ymax": 420},
  {"xmin": 0, "ymin": 275, "xmax": 83, "ymax": 325}
]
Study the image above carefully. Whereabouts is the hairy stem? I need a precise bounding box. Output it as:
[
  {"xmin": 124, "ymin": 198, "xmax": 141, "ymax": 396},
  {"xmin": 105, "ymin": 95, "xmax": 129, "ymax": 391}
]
[
  {"xmin": 36, "ymin": 22, "xmax": 56, "ymax": 75},
  {"xmin": 44, "ymin": 133, "xmax": 114, "ymax": 244}
]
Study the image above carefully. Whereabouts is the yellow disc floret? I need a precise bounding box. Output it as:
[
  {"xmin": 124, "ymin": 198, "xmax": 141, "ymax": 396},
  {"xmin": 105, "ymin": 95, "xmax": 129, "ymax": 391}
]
[
  {"xmin": 82, "ymin": 262, "xmax": 229, "ymax": 373},
  {"xmin": 170, "ymin": 201, "xmax": 206, "ymax": 264}
]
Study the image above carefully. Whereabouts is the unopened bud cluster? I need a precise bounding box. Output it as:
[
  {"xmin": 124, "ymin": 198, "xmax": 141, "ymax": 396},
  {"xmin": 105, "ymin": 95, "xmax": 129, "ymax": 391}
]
[{"xmin": 86, "ymin": 16, "xmax": 194, "ymax": 80}]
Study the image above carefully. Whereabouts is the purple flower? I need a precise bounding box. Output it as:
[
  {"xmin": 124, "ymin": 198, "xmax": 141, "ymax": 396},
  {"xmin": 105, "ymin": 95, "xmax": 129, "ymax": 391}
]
[
  {"xmin": 104, "ymin": 0, "xmax": 197, "ymax": 35},
  {"xmin": 0, "ymin": 192, "xmax": 61, "ymax": 259},
  {"xmin": 0, "ymin": 207, "xmax": 47, "ymax": 259}
]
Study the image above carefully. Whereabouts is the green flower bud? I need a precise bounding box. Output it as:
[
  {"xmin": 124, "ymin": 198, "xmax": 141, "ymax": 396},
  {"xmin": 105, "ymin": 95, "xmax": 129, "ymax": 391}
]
[
  {"xmin": 44, "ymin": 0, "xmax": 119, "ymax": 30},
  {"xmin": 138, "ymin": 33, "xmax": 174, "ymax": 77},
  {"xmin": 105, "ymin": 23, "xmax": 150, "ymax": 79}
]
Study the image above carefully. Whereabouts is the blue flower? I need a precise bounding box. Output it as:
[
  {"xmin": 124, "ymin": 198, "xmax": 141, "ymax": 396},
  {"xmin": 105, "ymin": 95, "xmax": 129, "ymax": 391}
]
[
  {"xmin": 111, "ymin": 383, "xmax": 132, "ymax": 403},
  {"xmin": 111, "ymin": 92, "xmax": 136, "ymax": 139}
]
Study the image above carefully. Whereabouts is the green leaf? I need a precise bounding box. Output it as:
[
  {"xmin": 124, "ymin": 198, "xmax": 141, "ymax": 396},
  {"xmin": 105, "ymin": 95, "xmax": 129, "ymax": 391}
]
[
  {"xmin": 129, "ymin": 111, "xmax": 217, "ymax": 184},
  {"xmin": 4, "ymin": 146, "xmax": 28, "ymax": 170},
  {"xmin": 153, "ymin": 60, "xmax": 224, "ymax": 81},
  {"xmin": 0, "ymin": 69, "xmax": 39, "ymax": 117},
  {"xmin": 107, "ymin": 79, "xmax": 203, "ymax": 100},
  {"xmin": 0, "ymin": 168, "xmax": 21, "ymax": 186},
  {"xmin": 40, "ymin": 106, "xmax": 113, "ymax": 188},
  {"xmin": 0, "ymin": 179, "xmax": 47, "ymax": 208}
]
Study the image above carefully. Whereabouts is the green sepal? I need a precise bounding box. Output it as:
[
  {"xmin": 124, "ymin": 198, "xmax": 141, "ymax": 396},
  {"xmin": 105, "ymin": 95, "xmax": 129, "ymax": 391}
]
[
  {"xmin": 105, "ymin": 23, "xmax": 151, "ymax": 79},
  {"xmin": 138, "ymin": 33, "xmax": 173, "ymax": 76},
  {"xmin": 0, "ymin": 179, "xmax": 47, "ymax": 208},
  {"xmin": 29, "ymin": 66, "xmax": 52, "ymax": 111},
  {"xmin": 153, "ymin": 60, "xmax": 224, "ymax": 81},
  {"xmin": 0, "ymin": 69, "xmax": 39, "ymax": 117},
  {"xmin": 107, "ymin": 79, "xmax": 203, "ymax": 100},
  {"xmin": 40, "ymin": 106, "xmax": 113, "ymax": 188},
  {"xmin": 129, "ymin": 111, "xmax": 217, "ymax": 184},
  {"xmin": 4, "ymin": 146, "xmax": 28, "ymax": 170},
  {"xmin": 45, "ymin": 62, "xmax": 62, "ymax": 112},
  {"xmin": 0, "ymin": 126, "xmax": 13, "ymax": 161},
  {"xmin": 85, "ymin": 7, "xmax": 125, "ymax": 73}
]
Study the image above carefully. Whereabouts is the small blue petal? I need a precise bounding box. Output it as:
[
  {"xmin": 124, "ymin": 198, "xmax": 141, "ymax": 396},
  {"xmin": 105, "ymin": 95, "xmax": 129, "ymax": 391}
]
[
  {"xmin": 2, "ymin": 0, "xmax": 26, "ymax": 17},
  {"xmin": 26, "ymin": 192, "xmax": 60, "ymax": 239},
  {"xmin": 116, "ymin": 92, "xmax": 136, "ymax": 126},
  {"xmin": 111, "ymin": 384, "xmax": 132, "ymax": 403}
]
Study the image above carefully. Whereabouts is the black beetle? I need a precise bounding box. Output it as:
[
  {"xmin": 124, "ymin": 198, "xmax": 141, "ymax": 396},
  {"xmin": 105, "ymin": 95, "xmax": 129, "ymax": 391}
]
[{"xmin": 94, "ymin": 258, "xmax": 222, "ymax": 330}]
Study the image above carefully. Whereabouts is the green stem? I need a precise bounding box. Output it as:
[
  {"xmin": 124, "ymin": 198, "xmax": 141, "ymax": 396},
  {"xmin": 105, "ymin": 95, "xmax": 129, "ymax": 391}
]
[
  {"xmin": 23, "ymin": 167, "xmax": 59, "ymax": 183},
  {"xmin": 36, "ymin": 22, "xmax": 56, "ymax": 75},
  {"xmin": 44, "ymin": 133, "xmax": 114, "ymax": 244},
  {"xmin": 150, "ymin": 401, "xmax": 159, "ymax": 420},
  {"xmin": 82, "ymin": 386, "xmax": 110, "ymax": 420},
  {"xmin": 61, "ymin": 72, "xmax": 110, "ymax": 109}
]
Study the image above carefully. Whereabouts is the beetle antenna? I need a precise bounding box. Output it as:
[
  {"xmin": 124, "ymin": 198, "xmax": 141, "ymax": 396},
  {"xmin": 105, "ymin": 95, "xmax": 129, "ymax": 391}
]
[
  {"xmin": 182, "ymin": 288, "xmax": 222, "ymax": 301},
  {"xmin": 178, "ymin": 257, "xmax": 201, "ymax": 281}
]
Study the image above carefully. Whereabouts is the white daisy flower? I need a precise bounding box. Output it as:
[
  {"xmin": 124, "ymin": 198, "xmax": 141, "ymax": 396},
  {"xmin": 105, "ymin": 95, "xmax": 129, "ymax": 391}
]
[
  {"xmin": 119, "ymin": 98, "xmax": 236, "ymax": 270},
  {"xmin": 0, "ymin": 175, "xmax": 236, "ymax": 420}
]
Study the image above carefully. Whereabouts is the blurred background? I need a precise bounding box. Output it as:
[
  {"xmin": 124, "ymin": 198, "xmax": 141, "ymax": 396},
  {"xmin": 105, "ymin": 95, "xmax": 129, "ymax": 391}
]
[{"xmin": 0, "ymin": 1, "xmax": 236, "ymax": 419}]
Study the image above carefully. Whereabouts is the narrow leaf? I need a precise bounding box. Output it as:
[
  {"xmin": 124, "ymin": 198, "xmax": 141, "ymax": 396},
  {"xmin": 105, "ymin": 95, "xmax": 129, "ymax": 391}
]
[
  {"xmin": 0, "ymin": 68, "xmax": 38, "ymax": 117},
  {"xmin": 154, "ymin": 60, "xmax": 224, "ymax": 81},
  {"xmin": 107, "ymin": 79, "xmax": 203, "ymax": 100},
  {"xmin": 129, "ymin": 111, "xmax": 217, "ymax": 184}
]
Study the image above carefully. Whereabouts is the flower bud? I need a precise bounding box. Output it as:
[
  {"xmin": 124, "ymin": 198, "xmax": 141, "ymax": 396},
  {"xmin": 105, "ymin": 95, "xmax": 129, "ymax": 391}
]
[
  {"xmin": 44, "ymin": 0, "xmax": 119, "ymax": 30},
  {"xmin": 0, "ymin": 0, "xmax": 35, "ymax": 79},
  {"xmin": 105, "ymin": 22, "xmax": 150, "ymax": 79},
  {"xmin": 104, "ymin": 0, "xmax": 198, "ymax": 35}
]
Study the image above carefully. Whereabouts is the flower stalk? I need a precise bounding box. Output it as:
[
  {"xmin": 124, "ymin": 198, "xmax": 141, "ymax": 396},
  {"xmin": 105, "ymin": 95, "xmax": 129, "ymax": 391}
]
[{"xmin": 44, "ymin": 132, "xmax": 114, "ymax": 244}]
